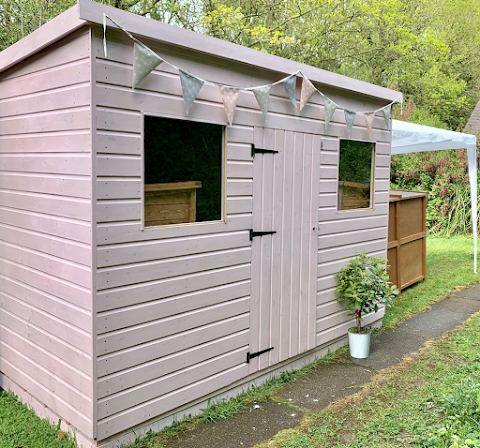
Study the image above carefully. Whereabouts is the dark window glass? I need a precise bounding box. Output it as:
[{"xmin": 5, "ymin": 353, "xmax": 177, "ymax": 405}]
[
  {"xmin": 144, "ymin": 116, "xmax": 224, "ymax": 227},
  {"xmin": 338, "ymin": 140, "xmax": 375, "ymax": 210}
]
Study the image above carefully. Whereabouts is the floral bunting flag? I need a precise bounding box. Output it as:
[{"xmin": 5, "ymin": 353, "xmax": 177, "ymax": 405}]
[
  {"xmin": 344, "ymin": 110, "xmax": 356, "ymax": 138},
  {"xmin": 282, "ymin": 73, "xmax": 297, "ymax": 107},
  {"xmin": 132, "ymin": 41, "xmax": 164, "ymax": 89},
  {"xmin": 324, "ymin": 97, "xmax": 337, "ymax": 131},
  {"xmin": 179, "ymin": 70, "xmax": 204, "ymax": 114},
  {"xmin": 253, "ymin": 85, "xmax": 271, "ymax": 120},
  {"xmin": 300, "ymin": 76, "xmax": 317, "ymax": 111},
  {"xmin": 382, "ymin": 105, "xmax": 392, "ymax": 129},
  {"xmin": 220, "ymin": 86, "xmax": 241, "ymax": 125},
  {"xmin": 104, "ymin": 14, "xmax": 402, "ymax": 125},
  {"xmin": 364, "ymin": 112, "xmax": 375, "ymax": 137}
]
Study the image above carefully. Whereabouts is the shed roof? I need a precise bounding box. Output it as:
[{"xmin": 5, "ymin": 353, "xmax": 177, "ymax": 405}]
[
  {"xmin": 0, "ymin": 0, "xmax": 401, "ymax": 105},
  {"xmin": 465, "ymin": 99, "xmax": 480, "ymax": 135}
]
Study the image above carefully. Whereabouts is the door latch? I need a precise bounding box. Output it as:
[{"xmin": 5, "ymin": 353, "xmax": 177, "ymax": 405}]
[
  {"xmin": 250, "ymin": 229, "xmax": 276, "ymax": 241},
  {"xmin": 251, "ymin": 144, "xmax": 279, "ymax": 158}
]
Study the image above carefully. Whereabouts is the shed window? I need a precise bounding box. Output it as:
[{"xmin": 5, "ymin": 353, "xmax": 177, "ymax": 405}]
[
  {"xmin": 338, "ymin": 140, "xmax": 375, "ymax": 211},
  {"xmin": 144, "ymin": 115, "xmax": 224, "ymax": 227}
]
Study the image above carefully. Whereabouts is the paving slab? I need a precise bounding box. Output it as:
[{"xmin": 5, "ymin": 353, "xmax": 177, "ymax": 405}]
[
  {"xmin": 346, "ymin": 324, "xmax": 426, "ymax": 370},
  {"xmin": 275, "ymin": 362, "xmax": 374, "ymax": 411},
  {"xmin": 432, "ymin": 296, "xmax": 480, "ymax": 314},
  {"xmin": 165, "ymin": 401, "xmax": 303, "ymax": 448},
  {"xmin": 403, "ymin": 308, "xmax": 469, "ymax": 339},
  {"xmin": 453, "ymin": 284, "xmax": 480, "ymax": 301}
]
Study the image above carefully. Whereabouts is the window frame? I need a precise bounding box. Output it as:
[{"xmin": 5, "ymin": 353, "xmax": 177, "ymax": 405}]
[
  {"xmin": 336, "ymin": 138, "xmax": 376, "ymax": 213},
  {"xmin": 141, "ymin": 111, "xmax": 227, "ymax": 230}
]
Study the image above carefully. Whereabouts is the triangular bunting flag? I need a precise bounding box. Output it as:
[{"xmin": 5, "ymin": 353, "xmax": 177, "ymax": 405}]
[
  {"xmin": 324, "ymin": 96, "xmax": 337, "ymax": 131},
  {"xmin": 344, "ymin": 110, "xmax": 356, "ymax": 138},
  {"xmin": 300, "ymin": 76, "xmax": 317, "ymax": 111},
  {"xmin": 364, "ymin": 112, "xmax": 375, "ymax": 137},
  {"xmin": 220, "ymin": 86, "xmax": 241, "ymax": 125},
  {"xmin": 179, "ymin": 70, "xmax": 204, "ymax": 114},
  {"xmin": 282, "ymin": 74, "xmax": 297, "ymax": 107},
  {"xmin": 253, "ymin": 85, "xmax": 271, "ymax": 120},
  {"xmin": 132, "ymin": 41, "xmax": 164, "ymax": 89},
  {"xmin": 382, "ymin": 105, "xmax": 392, "ymax": 129}
]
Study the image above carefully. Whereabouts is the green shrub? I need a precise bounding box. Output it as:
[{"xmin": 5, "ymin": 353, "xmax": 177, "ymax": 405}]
[
  {"xmin": 390, "ymin": 143, "xmax": 480, "ymax": 236},
  {"xmin": 335, "ymin": 252, "xmax": 398, "ymax": 333}
]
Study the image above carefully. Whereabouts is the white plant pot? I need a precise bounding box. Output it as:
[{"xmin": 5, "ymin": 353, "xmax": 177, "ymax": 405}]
[{"xmin": 348, "ymin": 328, "xmax": 372, "ymax": 359}]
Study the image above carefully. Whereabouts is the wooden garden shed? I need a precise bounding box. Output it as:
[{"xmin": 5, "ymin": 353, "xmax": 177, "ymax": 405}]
[{"xmin": 0, "ymin": 1, "xmax": 401, "ymax": 446}]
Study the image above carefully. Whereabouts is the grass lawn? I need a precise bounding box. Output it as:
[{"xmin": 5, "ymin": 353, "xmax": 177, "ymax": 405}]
[
  {"xmin": 262, "ymin": 304, "xmax": 480, "ymax": 448},
  {"xmin": 0, "ymin": 390, "xmax": 77, "ymax": 448},
  {"xmin": 0, "ymin": 236, "xmax": 478, "ymax": 448}
]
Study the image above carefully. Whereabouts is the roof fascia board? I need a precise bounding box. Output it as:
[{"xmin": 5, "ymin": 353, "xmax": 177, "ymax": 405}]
[
  {"xmin": 0, "ymin": 4, "xmax": 87, "ymax": 74},
  {"xmin": 78, "ymin": 0, "xmax": 401, "ymax": 103}
]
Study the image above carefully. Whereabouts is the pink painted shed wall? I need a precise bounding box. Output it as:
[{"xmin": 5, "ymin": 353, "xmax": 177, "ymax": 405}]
[
  {"xmin": 0, "ymin": 27, "xmax": 94, "ymax": 438},
  {"xmin": 91, "ymin": 23, "xmax": 393, "ymax": 441},
  {"xmin": 0, "ymin": 1, "xmax": 400, "ymax": 444}
]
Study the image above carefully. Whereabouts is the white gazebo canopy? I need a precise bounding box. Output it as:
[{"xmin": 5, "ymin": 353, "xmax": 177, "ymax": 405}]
[{"xmin": 391, "ymin": 119, "xmax": 478, "ymax": 273}]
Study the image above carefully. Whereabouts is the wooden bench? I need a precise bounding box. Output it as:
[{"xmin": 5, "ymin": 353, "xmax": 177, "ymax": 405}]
[
  {"xmin": 338, "ymin": 181, "xmax": 371, "ymax": 210},
  {"xmin": 144, "ymin": 181, "xmax": 202, "ymax": 227}
]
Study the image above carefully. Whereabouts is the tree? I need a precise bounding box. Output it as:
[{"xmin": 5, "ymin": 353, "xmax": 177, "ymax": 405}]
[{"xmin": 0, "ymin": 0, "xmax": 76, "ymax": 50}]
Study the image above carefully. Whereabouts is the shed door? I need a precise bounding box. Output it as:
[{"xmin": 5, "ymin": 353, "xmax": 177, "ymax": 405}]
[{"xmin": 249, "ymin": 127, "xmax": 320, "ymax": 373}]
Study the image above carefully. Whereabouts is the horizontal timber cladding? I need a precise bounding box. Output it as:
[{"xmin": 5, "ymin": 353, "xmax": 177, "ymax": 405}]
[
  {"xmin": 97, "ymin": 362, "xmax": 249, "ymax": 439},
  {"xmin": 0, "ymin": 154, "xmax": 91, "ymax": 175},
  {"xmin": 97, "ymin": 297, "xmax": 249, "ymax": 355},
  {"xmin": 0, "ymin": 240, "xmax": 90, "ymax": 288},
  {"xmin": 91, "ymin": 26, "xmax": 394, "ymax": 440},
  {"xmin": 316, "ymin": 134, "xmax": 392, "ymax": 344},
  {"xmin": 0, "ymin": 28, "xmax": 94, "ymax": 438},
  {"xmin": 92, "ymin": 27, "xmax": 260, "ymax": 441},
  {"xmin": 97, "ymin": 247, "xmax": 251, "ymax": 289},
  {"xmin": 96, "ymin": 329, "xmax": 247, "ymax": 398},
  {"xmin": 97, "ymin": 231, "xmax": 250, "ymax": 267},
  {"xmin": 0, "ymin": 190, "xmax": 91, "ymax": 221},
  {"xmin": 0, "ymin": 132, "xmax": 92, "ymax": 154}
]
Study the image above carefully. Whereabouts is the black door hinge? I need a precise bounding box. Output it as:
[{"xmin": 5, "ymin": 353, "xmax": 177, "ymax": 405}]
[
  {"xmin": 250, "ymin": 229, "xmax": 276, "ymax": 241},
  {"xmin": 247, "ymin": 347, "xmax": 274, "ymax": 363},
  {"xmin": 251, "ymin": 144, "xmax": 278, "ymax": 158}
]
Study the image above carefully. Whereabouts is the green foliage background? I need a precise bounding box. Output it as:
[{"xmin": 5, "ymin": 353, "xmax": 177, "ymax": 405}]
[
  {"xmin": 390, "ymin": 147, "xmax": 479, "ymax": 236},
  {"xmin": 338, "ymin": 140, "xmax": 374, "ymax": 184}
]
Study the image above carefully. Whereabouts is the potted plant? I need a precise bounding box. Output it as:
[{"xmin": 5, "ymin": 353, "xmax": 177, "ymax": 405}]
[{"xmin": 336, "ymin": 252, "xmax": 399, "ymax": 358}]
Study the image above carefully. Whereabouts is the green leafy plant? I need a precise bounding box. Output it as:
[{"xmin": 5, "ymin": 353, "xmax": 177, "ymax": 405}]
[
  {"xmin": 390, "ymin": 137, "xmax": 480, "ymax": 237},
  {"xmin": 430, "ymin": 378, "xmax": 480, "ymax": 447},
  {"xmin": 336, "ymin": 252, "xmax": 399, "ymax": 333}
]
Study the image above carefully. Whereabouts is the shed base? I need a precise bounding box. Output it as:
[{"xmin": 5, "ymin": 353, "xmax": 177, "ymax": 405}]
[{"xmin": 0, "ymin": 318, "xmax": 383, "ymax": 448}]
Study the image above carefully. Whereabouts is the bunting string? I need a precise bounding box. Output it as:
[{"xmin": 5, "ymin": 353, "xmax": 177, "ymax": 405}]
[{"xmin": 103, "ymin": 13, "xmax": 402, "ymax": 129}]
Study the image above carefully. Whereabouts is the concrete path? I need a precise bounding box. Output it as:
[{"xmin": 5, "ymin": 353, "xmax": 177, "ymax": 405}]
[{"xmin": 165, "ymin": 284, "xmax": 480, "ymax": 448}]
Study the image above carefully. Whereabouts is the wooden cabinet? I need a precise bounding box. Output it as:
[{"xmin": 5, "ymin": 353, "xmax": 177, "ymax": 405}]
[
  {"xmin": 144, "ymin": 181, "xmax": 202, "ymax": 227},
  {"xmin": 338, "ymin": 181, "xmax": 371, "ymax": 210},
  {"xmin": 387, "ymin": 190, "xmax": 427, "ymax": 291}
]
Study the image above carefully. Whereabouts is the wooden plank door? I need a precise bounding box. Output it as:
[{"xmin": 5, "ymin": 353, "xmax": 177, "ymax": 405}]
[{"xmin": 249, "ymin": 127, "xmax": 320, "ymax": 373}]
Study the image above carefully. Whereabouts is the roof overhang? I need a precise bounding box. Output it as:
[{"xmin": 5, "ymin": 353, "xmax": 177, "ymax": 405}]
[
  {"xmin": 0, "ymin": 4, "xmax": 86, "ymax": 74},
  {"xmin": 0, "ymin": 0, "xmax": 401, "ymax": 105}
]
